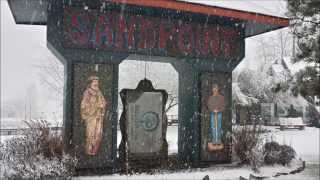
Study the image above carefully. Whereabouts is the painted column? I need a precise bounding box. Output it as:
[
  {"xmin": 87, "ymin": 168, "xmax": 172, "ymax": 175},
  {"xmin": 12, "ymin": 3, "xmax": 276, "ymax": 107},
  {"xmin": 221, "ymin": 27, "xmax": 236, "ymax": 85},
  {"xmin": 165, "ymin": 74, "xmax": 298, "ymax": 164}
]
[
  {"xmin": 47, "ymin": 0, "xmax": 125, "ymax": 170},
  {"xmin": 173, "ymin": 61, "xmax": 200, "ymax": 163},
  {"xmin": 70, "ymin": 63, "xmax": 118, "ymax": 169},
  {"xmin": 200, "ymin": 72, "xmax": 232, "ymax": 162}
]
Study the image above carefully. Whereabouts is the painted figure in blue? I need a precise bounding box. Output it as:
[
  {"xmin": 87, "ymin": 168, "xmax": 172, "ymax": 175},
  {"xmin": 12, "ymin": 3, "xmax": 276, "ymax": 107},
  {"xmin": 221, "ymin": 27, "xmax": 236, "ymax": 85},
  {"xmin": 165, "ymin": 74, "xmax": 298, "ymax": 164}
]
[{"xmin": 207, "ymin": 84, "xmax": 225, "ymax": 152}]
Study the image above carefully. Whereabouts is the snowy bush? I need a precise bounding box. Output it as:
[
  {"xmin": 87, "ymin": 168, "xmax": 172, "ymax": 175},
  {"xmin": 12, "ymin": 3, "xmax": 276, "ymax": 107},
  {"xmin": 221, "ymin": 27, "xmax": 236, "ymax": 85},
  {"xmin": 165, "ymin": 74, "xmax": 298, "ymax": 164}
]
[
  {"xmin": 264, "ymin": 141, "xmax": 281, "ymax": 165},
  {"xmin": 0, "ymin": 120, "xmax": 77, "ymax": 179},
  {"xmin": 305, "ymin": 105, "xmax": 320, "ymax": 128},
  {"xmin": 232, "ymin": 124, "xmax": 264, "ymax": 165},
  {"xmin": 263, "ymin": 141, "xmax": 295, "ymax": 166},
  {"xmin": 279, "ymin": 145, "xmax": 296, "ymax": 166},
  {"xmin": 247, "ymin": 145, "xmax": 264, "ymax": 172}
]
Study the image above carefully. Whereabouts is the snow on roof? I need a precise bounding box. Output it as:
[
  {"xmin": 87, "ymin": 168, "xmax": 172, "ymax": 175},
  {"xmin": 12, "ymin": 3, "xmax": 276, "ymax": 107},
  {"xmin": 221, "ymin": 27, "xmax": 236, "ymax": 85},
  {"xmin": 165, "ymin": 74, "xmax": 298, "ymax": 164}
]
[
  {"xmin": 179, "ymin": 0, "xmax": 287, "ymax": 18},
  {"xmin": 275, "ymin": 92, "xmax": 310, "ymax": 108},
  {"xmin": 267, "ymin": 58, "xmax": 292, "ymax": 83},
  {"xmin": 232, "ymin": 82, "xmax": 258, "ymax": 106},
  {"xmin": 7, "ymin": 0, "xmax": 289, "ymax": 37},
  {"xmin": 271, "ymin": 63, "xmax": 285, "ymax": 74},
  {"xmin": 269, "ymin": 57, "xmax": 308, "ymax": 78},
  {"xmin": 282, "ymin": 56, "xmax": 307, "ymax": 74}
]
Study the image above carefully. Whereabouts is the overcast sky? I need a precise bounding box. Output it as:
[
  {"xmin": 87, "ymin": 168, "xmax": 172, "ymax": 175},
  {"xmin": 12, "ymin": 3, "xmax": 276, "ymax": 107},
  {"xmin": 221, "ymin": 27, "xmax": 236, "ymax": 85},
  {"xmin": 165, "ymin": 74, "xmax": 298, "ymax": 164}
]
[
  {"xmin": 1, "ymin": 0, "xmax": 289, "ymax": 119},
  {"xmin": 1, "ymin": 0, "xmax": 61, "ymax": 117}
]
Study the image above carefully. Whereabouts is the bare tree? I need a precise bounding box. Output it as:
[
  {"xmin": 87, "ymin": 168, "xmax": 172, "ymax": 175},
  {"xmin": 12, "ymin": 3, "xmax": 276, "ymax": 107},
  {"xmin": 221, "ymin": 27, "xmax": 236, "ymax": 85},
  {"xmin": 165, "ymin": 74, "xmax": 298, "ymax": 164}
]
[
  {"xmin": 35, "ymin": 55, "xmax": 64, "ymax": 99},
  {"xmin": 37, "ymin": 56, "xmax": 179, "ymax": 115},
  {"xmin": 255, "ymin": 28, "xmax": 293, "ymax": 68},
  {"xmin": 165, "ymin": 93, "xmax": 178, "ymax": 113}
]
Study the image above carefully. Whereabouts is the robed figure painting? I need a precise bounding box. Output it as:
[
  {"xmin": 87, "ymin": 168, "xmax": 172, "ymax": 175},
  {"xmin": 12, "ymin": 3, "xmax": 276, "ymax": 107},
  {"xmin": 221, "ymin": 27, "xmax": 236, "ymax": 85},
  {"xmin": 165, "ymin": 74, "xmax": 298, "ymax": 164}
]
[
  {"xmin": 207, "ymin": 84, "xmax": 225, "ymax": 152},
  {"xmin": 80, "ymin": 75, "xmax": 107, "ymax": 156}
]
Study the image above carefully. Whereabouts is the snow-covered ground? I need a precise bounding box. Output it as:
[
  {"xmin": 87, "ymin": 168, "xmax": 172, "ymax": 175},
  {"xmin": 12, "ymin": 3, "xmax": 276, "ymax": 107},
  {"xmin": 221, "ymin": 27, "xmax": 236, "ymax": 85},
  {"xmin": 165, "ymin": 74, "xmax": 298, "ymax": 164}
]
[
  {"xmin": 100, "ymin": 126, "xmax": 320, "ymax": 180},
  {"xmin": 73, "ymin": 164, "xmax": 306, "ymax": 180},
  {"xmin": 263, "ymin": 126, "xmax": 319, "ymax": 163},
  {"xmin": 2, "ymin": 125, "xmax": 318, "ymax": 179}
]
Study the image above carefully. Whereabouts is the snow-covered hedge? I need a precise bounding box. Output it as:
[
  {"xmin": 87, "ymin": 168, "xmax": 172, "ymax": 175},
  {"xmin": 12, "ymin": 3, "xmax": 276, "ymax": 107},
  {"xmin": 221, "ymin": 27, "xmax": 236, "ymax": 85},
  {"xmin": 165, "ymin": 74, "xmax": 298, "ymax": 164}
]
[
  {"xmin": 232, "ymin": 125, "xmax": 297, "ymax": 172},
  {"xmin": 0, "ymin": 120, "xmax": 77, "ymax": 179},
  {"xmin": 264, "ymin": 141, "xmax": 296, "ymax": 166}
]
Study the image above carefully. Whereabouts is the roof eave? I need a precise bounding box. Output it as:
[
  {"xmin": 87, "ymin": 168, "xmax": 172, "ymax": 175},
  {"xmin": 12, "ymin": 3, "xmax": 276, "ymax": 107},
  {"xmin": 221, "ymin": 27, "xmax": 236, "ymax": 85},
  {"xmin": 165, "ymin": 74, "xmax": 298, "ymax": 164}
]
[{"xmin": 7, "ymin": 0, "xmax": 290, "ymax": 37}]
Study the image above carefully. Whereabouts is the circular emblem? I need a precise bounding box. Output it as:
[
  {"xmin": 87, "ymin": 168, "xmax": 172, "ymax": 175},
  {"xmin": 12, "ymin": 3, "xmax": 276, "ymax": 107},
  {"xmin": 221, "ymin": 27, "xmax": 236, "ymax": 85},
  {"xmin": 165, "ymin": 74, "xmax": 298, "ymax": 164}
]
[{"xmin": 140, "ymin": 111, "xmax": 159, "ymax": 131}]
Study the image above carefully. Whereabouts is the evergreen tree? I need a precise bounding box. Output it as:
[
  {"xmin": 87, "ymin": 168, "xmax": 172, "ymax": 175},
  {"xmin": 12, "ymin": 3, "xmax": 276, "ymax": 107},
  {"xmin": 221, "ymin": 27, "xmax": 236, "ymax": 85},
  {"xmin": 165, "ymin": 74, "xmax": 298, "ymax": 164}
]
[{"xmin": 287, "ymin": 0, "xmax": 320, "ymax": 97}]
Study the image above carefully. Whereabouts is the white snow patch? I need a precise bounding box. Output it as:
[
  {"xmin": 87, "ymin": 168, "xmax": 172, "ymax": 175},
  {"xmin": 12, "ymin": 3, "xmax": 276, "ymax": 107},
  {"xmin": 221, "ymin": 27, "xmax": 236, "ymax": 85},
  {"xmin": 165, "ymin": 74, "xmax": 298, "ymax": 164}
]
[
  {"xmin": 282, "ymin": 57, "xmax": 307, "ymax": 74},
  {"xmin": 265, "ymin": 126, "xmax": 320, "ymax": 163},
  {"xmin": 179, "ymin": 0, "xmax": 287, "ymax": 17},
  {"xmin": 233, "ymin": 82, "xmax": 258, "ymax": 106},
  {"xmin": 81, "ymin": 126, "xmax": 319, "ymax": 180}
]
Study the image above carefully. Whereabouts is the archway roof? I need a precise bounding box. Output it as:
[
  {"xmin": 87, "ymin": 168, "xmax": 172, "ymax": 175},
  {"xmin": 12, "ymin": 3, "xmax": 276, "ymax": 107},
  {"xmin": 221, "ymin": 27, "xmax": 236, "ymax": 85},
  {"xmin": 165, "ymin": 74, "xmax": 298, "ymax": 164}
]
[{"xmin": 8, "ymin": 0, "xmax": 289, "ymax": 37}]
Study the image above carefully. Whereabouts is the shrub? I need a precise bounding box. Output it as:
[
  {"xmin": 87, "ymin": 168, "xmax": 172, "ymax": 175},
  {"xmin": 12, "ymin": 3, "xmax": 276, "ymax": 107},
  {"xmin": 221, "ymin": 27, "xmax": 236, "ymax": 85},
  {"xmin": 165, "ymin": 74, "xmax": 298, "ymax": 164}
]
[
  {"xmin": 279, "ymin": 145, "xmax": 296, "ymax": 165},
  {"xmin": 264, "ymin": 141, "xmax": 281, "ymax": 165},
  {"xmin": 232, "ymin": 124, "xmax": 264, "ymax": 165},
  {"xmin": 1, "ymin": 119, "xmax": 77, "ymax": 179},
  {"xmin": 263, "ymin": 141, "xmax": 296, "ymax": 166},
  {"xmin": 305, "ymin": 105, "xmax": 320, "ymax": 127}
]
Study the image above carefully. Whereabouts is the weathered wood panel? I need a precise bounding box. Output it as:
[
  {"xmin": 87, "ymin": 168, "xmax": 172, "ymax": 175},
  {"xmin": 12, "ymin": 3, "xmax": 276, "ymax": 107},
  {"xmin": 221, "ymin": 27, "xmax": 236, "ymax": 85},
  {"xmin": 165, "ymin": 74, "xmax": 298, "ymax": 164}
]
[
  {"xmin": 200, "ymin": 72, "xmax": 232, "ymax": 162},
  {"xmin": 72, "ymin": 63, "xmax": 114, "ymax": 168}
]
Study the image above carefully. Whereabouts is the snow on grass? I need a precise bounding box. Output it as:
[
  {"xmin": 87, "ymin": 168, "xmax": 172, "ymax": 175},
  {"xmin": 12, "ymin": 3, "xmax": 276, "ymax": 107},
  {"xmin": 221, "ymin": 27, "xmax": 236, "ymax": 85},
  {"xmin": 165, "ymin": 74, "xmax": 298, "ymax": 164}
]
[
  {"xmin": 73, "ymin": 161, "xmax": 306, "ymax": 180},
  {"xmin": 74, "ymin": 166, "xmax": 252, "ymax": 180},
  {"xmin": 80, "ymin": 126, "xmax": 319, "ymax": 180},
  {"xmin": 167, "ymin": 125, "xmax": 178, "ymax": 154},
  {"xmin": 264, "ymin": 126, "xmax": 319, "ymax": 163},
  {"xmin": 2, "ymin": 125, "xmax": 318, "ymax": 179}
]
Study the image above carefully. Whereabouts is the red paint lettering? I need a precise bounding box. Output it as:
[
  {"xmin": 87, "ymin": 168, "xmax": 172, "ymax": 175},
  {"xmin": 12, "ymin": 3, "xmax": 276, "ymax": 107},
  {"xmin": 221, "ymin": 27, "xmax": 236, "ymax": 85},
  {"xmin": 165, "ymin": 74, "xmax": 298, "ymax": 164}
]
[
  {"xmin": 210, "ymin": 27, "xmax": 220, "ymax": 57},
  {"xmin": 68, "ymin": 11, "xmax": 90, "ymax": 45},
  {"xmin": 222, "ymin": 28, "xmax": 237, "ymax": 57},
  {"xmin": 144, "ymin": 19, "xmax": 157, "ymax": 49},
  {"xmin": 114, "ymin": 14, "xmax": 126, "ymax": 51},
  {"xmin": 126, "ymin": 16, "xmax": 137, "ymax": 50},
  {"xmin": 197, "ymin": 25, "xmax": 210, "ymax": 56},
  {"xmin": 159, "ymin": 20, "xmax": 173, "ymax": 50},
  {"xmin": 178, "ymin": 24, "xmax": 194, "ymax": 55},
  {"xmin": 63, "ymin": 9, "xmax": 242, "ymax": 59},
  {"xmin": 137, "ymin": 18, "xmax": 147, "ymax": 49},
  {"xmin": 95, "ymin": 14, "xmax": 113, "ymax": 49}
]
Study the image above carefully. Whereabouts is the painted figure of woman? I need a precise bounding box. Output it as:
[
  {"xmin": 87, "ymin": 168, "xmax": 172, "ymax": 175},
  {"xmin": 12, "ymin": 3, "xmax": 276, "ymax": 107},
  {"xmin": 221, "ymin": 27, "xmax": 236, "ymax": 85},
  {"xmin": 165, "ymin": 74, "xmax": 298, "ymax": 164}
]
[
  {"xmin": 207, "ymin": 84, "xmax": 225, "ymax": 152},
  {"xmin": 80, "ymin": 75, "xmax": 107, "ymax": 155}
]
